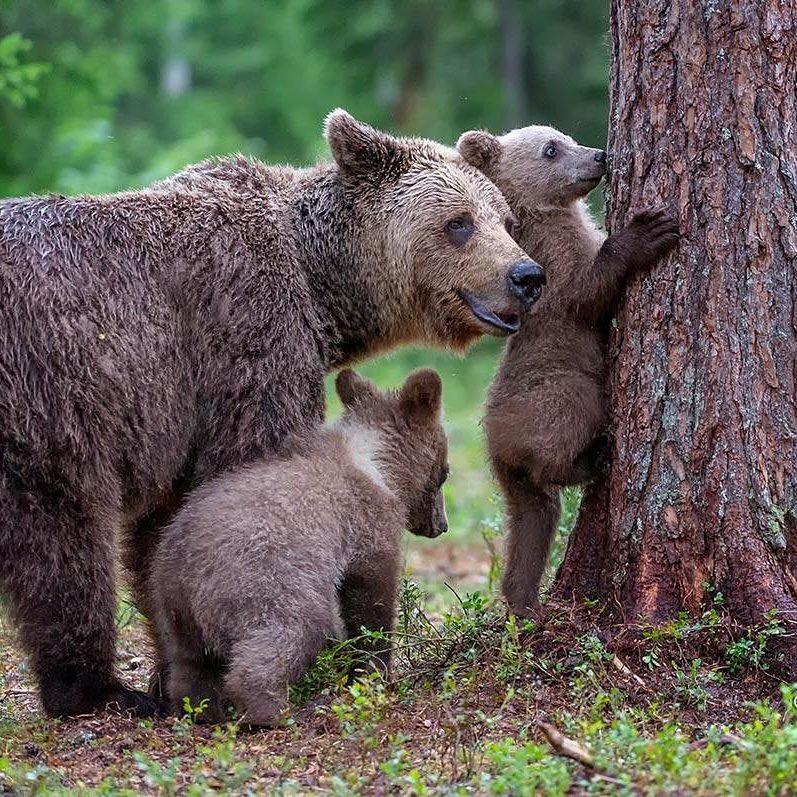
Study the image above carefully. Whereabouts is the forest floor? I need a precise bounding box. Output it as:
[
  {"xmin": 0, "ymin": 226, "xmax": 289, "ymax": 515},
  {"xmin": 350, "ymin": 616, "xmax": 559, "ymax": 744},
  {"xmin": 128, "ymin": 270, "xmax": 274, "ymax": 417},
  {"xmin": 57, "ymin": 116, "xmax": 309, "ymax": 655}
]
[
  {"xmin": 2, "ymin": 345, "xmax": 796, "ymax": 795},
  {"xmin": 2, "ymin": 545, "xmax": 795, "ymax": 796}
]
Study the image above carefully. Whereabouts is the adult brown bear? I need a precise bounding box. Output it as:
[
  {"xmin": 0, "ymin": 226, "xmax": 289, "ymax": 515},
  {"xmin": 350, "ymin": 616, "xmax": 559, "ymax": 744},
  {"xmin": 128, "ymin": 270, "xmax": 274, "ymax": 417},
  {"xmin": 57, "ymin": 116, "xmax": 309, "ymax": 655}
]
[{"xmin": 0, "ymin": 110, "xmax": 543, "ymax": 717}]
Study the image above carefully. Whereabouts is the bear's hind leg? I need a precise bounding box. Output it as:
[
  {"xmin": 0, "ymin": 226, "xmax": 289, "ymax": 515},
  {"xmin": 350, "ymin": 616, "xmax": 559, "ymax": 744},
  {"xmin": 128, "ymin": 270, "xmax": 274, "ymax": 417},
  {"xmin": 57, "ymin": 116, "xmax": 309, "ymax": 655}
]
[
  {"xmin": 497, "ymin": 474, "xmax": 561, "ymax": 618},
  {"xmin": 224, "ymin": 621, "xmax": 332, "ymax": 727},
  {"xmin": 122, "ymin": 489, "xmax": 187, "ymax": 708},
  {"xmin": 0, "ymin": 487, "xmax": 157, "ymax": 717}
]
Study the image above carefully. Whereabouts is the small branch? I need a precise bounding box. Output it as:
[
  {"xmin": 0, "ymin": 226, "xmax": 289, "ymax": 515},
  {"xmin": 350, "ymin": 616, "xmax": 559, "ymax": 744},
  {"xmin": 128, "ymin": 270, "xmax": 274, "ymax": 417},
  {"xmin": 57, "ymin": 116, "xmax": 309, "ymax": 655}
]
[
  {"xmin": 689, "ymin": 732, "xmax": 752, "ymax": 752},
  {"xmin": 612, "ymin": 655, "xmax": 647, "ymax": 689},
  {"xmin": 537, "ymin": 721, "xmax": 594, "ymax": 768}
]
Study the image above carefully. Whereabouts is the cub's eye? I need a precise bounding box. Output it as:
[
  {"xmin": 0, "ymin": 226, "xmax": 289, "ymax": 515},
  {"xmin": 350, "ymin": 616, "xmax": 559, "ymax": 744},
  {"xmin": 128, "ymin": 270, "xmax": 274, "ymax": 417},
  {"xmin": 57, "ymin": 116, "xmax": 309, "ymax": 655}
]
[
  {"xmin": 504, "ymin": 215, "xmax": 517, "ymax": 236},
  {"xmin": 445, "ymin": 214, "xmax": 474, "ymax": 246},
  {"xmin": 437, "ymin": 465, "xmax": 450, "ymax": 489},
  {"xmin": 544, "ymin": 143, "xmax": 557, "ymax": 159}
]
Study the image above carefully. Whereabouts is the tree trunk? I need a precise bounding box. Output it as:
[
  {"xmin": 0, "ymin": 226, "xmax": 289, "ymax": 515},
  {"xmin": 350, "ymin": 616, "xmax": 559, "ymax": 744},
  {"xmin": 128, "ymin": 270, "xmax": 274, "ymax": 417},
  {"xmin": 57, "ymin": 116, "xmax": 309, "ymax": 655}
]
[{"xmin": 553, "ymin": 0, "xmax": 797, "ymax": 637}]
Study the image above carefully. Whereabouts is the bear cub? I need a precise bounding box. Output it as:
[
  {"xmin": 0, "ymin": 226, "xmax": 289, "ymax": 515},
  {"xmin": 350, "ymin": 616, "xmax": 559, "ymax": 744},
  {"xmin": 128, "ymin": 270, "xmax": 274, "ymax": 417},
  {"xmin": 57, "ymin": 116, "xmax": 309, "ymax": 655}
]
[
  {"xmin": 457, "ymin": 124, "xmax": 679, "ymax": 616},
  {"xmin": 149, "ymin": 368, "xmax": 449, "ymax": 725}
]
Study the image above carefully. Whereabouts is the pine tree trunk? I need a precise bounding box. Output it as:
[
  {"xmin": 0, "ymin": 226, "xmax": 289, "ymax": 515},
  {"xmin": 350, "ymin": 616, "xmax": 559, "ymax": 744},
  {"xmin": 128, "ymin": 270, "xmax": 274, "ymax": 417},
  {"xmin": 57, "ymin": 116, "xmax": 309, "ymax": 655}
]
[{"xmin": 553, "ymin": 0, "xmax": 797, "ymax": 640}]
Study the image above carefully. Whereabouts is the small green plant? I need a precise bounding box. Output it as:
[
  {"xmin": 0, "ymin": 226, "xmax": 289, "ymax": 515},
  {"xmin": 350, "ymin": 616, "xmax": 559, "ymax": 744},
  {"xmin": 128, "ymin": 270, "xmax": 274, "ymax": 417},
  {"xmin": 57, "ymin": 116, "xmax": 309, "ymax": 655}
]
[
  {"xmin": 479, "ymin": 739, "xmax": 571, "ymax": 796},
  {"xmin": 133, "ymin": 752, "xmax": 181, "ymax": 796},
  {"xmin": 724, "ymin": 611, "xmax": 786, "ymax": 673},
  {"xmin": 181, "ymin": 695, "xmax": 209, "ymax": 723},
  {"xmin": 480, "ymin": 500, "xmax": 504, "ymax": 593},
  {"xmin": 189, "ymin": 725, "xmax": 254, "ymax": 793},
  {"xmin": 329, "ymin": 671, "xmax": 390, "ymax": 750},
  {"xmin": 673, "ymin": 659, "xmax": 722, "ymax": 710}
]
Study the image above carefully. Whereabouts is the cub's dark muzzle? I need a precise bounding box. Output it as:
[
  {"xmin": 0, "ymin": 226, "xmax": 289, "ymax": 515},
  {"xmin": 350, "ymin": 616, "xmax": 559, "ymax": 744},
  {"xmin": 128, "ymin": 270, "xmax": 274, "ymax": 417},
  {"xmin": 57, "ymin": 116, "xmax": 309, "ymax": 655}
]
[{"xmin": 508, "ymin": 259, "xmax": 546, "ymax": 306}]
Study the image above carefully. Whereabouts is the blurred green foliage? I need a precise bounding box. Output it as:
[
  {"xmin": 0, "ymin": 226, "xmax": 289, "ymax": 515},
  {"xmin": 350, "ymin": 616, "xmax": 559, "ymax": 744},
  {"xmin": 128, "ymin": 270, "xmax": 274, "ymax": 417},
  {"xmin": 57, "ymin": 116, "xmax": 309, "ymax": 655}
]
[
  {"xmin": 1, "ymin": 0, "xmax": 609, "ymax": 196},
  {"xmin": 0, "ymin": 0, "xmax": 608, "ymax": 553}
]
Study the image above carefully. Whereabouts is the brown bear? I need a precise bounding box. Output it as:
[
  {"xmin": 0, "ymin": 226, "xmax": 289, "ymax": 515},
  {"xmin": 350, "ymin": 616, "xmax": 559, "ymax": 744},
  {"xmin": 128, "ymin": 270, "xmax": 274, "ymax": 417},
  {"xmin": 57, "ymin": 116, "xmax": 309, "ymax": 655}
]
[
  {"xmin": 457, "ymin": 124, "xmax": 679, "ymax": 616},
  {"xmin": 0, "ymin": 109, "xmax": 544, "ymax": 717},
  {"xmin": 149, "ymin": 367, "xmax": 448, "ymax": 726}
]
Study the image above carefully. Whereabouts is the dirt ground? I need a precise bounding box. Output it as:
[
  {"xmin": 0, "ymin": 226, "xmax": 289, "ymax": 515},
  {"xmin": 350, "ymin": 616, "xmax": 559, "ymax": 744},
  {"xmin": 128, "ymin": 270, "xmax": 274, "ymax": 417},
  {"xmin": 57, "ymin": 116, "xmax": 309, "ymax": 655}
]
[{"xmin": 1, "ymin": 539, "xmax": 795, "ymax": 795}]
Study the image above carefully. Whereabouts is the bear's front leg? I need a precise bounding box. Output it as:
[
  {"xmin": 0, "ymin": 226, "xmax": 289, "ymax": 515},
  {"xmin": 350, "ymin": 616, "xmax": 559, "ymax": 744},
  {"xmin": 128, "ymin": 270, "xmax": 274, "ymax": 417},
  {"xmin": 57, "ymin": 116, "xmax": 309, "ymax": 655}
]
[
  {"xmin": 576, "ymin": 207, "xmax": 680, "ymax": 318},
  {"xmin": 338, "ymin": 555, "xmax": 401, "ymax": 678}
]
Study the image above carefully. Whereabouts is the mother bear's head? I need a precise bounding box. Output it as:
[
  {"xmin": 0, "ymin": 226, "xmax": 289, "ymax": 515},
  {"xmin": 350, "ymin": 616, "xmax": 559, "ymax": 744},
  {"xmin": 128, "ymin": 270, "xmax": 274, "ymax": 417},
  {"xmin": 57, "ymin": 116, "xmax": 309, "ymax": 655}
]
[{"xmin": 324, "ymin": 110, "xmax": 545, "ymax": 350}]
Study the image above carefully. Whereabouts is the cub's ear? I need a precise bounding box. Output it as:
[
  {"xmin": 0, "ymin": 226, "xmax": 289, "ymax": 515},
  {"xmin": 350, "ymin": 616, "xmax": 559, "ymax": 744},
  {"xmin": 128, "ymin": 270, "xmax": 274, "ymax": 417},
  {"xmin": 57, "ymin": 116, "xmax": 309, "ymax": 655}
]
[
  {"xmin": 399, "ymin": 369, "xmax": 443, "ymax": 424},
  {"xmin": 324, "ymin": 108, "xmax": 410, "ymax": 179},
  {"xmin": 457, "ymin": 130, "xmax": 502, "ymax": 172},
  {"xmin": 336, "ymin": 368, "xmax": 379, "ymax": 409}
]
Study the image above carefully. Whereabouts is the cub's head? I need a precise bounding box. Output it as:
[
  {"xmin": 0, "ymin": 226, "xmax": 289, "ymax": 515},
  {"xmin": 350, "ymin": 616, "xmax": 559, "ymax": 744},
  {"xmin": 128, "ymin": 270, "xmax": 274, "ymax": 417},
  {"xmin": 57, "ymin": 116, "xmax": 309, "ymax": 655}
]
[
  {"xmin": 336, "ymin": 368, "xmax": 449, "ymax": 538},
  {"xmin": 325, "ymin": 110, "xmax": 545, "ymax": 345},
  {"xmin": 457, "ymin": 125, "xmax": 606, "ymax": 210}
]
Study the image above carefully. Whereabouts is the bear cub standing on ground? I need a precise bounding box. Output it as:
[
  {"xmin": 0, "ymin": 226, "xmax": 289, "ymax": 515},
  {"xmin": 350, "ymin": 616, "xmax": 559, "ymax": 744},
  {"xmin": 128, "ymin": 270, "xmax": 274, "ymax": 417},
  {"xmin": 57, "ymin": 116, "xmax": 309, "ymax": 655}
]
[
  {"xmin": 457, "ymin": 125, "xmax": 679, "ymax": 617},
  {"xmin": 150, "ymin": 368, "xmax": 449, "ymax": 725}
]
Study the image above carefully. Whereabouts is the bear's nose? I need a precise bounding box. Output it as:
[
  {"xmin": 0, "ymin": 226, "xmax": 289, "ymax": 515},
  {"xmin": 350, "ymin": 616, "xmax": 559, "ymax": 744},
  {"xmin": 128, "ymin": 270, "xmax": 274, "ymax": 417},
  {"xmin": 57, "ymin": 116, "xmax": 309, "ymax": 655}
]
[
  {"xmin": 508, "ymin": 259, "xmax": 546, "ymax": 304},
  {"xmin": 594, "ymin": 150, "xmax": 607, "ymax": 163}
]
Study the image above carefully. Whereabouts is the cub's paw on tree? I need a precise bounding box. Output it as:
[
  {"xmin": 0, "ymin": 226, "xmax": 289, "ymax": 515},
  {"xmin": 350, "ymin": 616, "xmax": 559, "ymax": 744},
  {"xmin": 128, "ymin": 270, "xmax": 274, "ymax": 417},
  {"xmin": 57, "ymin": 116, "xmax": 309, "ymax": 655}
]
[{"xmin": 602, "ymin": 206, "xmax": 680, "ymax": 274}]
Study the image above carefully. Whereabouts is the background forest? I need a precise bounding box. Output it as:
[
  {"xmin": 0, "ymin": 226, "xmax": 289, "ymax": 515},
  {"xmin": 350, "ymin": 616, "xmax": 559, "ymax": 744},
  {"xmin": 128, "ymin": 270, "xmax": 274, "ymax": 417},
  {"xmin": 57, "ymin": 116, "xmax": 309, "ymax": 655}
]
[
  {"xmin": 0, "ymin": 0, "xmax": 611, "ymax": 583},
  {"xmin": 1, "ymin": 0, "xmax": 609, "ymax": 196}
]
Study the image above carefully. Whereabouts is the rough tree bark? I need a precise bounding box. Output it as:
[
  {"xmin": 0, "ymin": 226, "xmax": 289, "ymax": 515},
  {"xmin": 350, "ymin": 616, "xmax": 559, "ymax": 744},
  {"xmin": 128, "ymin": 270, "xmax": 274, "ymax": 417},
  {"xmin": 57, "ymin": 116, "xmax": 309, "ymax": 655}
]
[{"xmin": 553, "ymin": 0, "xmax": 797, "ymax": 638}]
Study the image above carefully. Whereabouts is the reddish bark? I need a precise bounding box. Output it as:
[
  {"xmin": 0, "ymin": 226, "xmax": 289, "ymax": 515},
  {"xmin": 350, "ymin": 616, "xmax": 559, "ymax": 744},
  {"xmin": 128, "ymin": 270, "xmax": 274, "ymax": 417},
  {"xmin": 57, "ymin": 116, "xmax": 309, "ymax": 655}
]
[{"xmin": 553, "ymin": 0, "xmax": 797, "ymax": 636}]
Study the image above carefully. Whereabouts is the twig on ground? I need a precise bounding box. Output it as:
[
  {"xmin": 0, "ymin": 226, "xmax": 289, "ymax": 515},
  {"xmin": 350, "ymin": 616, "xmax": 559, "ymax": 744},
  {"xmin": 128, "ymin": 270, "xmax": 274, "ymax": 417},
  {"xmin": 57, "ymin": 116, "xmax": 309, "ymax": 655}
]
[
  {"xmin": 612, "ymin": 655, "xmax": 647, "ymax": 689},
  {"xmin": 591, "ymin": 772, "xmax": 626, "ymax": 786},
  {"xmin": 0, "ymin": 688, "xmax": 37, "ymax": 701},
  {"xmin": 689, "ymin": 732, "xmax": 752, "ymax": 752},
  {"xmin": 537, "ymin": 721, "xmax": 594, "ymax": 768}
]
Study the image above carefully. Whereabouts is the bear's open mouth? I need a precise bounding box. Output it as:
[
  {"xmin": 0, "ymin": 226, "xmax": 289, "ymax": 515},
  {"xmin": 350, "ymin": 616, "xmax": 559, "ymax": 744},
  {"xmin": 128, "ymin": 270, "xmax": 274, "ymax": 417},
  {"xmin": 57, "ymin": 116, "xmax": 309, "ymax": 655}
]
[{"xmin": 458, "ymin": 291, "xmax": 521, "ymax": 335}]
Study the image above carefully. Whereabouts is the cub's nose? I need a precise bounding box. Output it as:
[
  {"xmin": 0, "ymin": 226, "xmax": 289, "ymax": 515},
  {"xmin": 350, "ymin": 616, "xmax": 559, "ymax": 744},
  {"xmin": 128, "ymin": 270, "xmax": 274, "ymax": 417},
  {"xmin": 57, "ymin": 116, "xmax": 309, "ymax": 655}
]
[
  {"xmin": 508, "ymin": 259, "xmax": 546, "ymax": 305},
  {"xmin": 594, "ymin": 149, "xmax": 607, "ymax": 163}
]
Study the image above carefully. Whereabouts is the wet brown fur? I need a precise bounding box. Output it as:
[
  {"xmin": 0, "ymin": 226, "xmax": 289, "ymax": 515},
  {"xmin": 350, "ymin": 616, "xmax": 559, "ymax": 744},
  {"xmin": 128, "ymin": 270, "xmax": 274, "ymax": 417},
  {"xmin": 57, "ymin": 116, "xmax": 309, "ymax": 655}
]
[
  {"xmin": 149, "ymin": 369, "xmax": 448, "ymax": 726},
  {"xmin": 458, "ymin": 125, "xmax": 679, "ymax": 616},
  {"xmin": 0, "ymin": 110, "xmax": 531, "ymax": 717}
]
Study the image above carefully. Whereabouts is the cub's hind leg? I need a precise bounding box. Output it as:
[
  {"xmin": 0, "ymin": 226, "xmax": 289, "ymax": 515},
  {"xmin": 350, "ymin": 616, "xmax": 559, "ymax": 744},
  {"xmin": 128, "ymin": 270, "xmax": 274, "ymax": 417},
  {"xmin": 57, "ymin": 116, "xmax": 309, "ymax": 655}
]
[
  {"xmin": 224, "ymin": 621, "xmax": 332, "ymax": 727},
  {"xmin": 495, "ymin": 471, "xmax": 560, "ymax": 618}
]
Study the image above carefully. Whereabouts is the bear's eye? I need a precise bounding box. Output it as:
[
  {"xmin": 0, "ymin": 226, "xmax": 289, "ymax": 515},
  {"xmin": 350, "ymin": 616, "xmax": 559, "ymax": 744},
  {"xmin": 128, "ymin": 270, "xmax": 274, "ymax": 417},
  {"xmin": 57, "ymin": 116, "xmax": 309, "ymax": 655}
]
[
  {"xmin": 544, "ymin": 143, "xmax": 558, "ymax": 159},
  {"xmin": 445, "ymin": 214, "xmax": 474, "ymax": 246},
  {"xmin": 504, "ymin": 215, "xmax": 517, "ymax": 236},
  {"xmin": 436, "ymin": 465, "xmax": 450, "ymax": 490}
]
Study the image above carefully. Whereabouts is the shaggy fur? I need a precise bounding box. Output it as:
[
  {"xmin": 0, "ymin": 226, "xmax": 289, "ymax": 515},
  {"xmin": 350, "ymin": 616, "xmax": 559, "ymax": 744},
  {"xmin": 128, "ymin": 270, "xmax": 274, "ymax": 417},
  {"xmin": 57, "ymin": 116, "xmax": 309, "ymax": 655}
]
[
  {"xmin": 149, "ymin": 368, "xmax": 449, "ymax": 726},
  {"xmin": 0, "ymin": 110, "xmax": 540, "ymax": 717},
  {"xmin": 458, "ymin": 125, "xmax": 679, "ymax": 616}
]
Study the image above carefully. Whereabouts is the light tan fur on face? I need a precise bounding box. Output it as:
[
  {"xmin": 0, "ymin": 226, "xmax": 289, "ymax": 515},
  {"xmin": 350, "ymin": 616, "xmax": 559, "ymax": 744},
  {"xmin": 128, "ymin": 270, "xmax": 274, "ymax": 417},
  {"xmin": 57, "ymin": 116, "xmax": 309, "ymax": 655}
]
[
  {"xmin": 386, "ymin": 160, "xmax": 530, "ymax": 349},
  {"xmin": 457, "ymin": 124, "xmax": 678, "ymax": 618},
  {"xmin": 458, "ymin": 125, "xmax": 606, "ymax": 211},
  {"xmin": 323, "ymin": 110, "xmax": 536, "ymax": 353}
]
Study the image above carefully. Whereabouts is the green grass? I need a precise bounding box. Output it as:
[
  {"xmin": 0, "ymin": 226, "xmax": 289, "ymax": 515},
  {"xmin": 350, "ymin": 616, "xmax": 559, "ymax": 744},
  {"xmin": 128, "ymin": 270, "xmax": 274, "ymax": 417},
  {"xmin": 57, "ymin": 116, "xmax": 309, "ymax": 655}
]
[{"xmin": 3, "ymin": 589, "xmax": 795, "ymax": 795}]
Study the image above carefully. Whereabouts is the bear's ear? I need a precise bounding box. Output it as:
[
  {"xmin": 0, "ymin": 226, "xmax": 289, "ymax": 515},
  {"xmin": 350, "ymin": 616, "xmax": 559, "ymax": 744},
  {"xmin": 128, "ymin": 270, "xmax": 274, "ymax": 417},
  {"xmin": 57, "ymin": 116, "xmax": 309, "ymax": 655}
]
[
  {"xmin": 399, "ymin": 369, "xmax": 442, "ymax": 425},
  {"xmin": 324, "ymin": 108, "xmax": 410, "ymax": 179},
  {"xmin": 457, "ymin": 130, "xmax": 502, "ymax": 172},
  {"xmin": 336, "ymin": 368, "xmax": 379, "ymax": 409}
]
